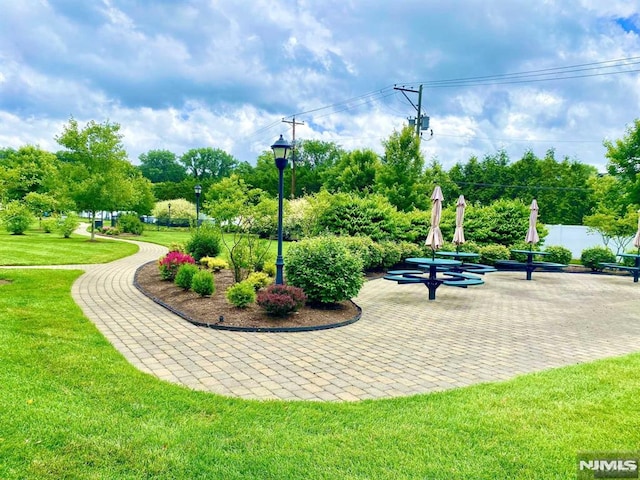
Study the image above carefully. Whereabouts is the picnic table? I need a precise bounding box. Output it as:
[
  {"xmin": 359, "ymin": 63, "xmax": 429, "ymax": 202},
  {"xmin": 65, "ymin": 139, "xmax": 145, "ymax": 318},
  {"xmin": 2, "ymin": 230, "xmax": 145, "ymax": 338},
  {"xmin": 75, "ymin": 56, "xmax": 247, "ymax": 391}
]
[
  {"xmin": 495, "ymin": 249, "xmax": 567, "ymax": 281},
  {"xmin": 435, "ymin": 251, "xmax": 497, "ymax": 274},
  {"xmin": 600, "ymin": 252, "xmax": 640, "ymax": 283},
  {"xmin": 383, "ymin": 257, "xmax": 484, "ymax": 301}
]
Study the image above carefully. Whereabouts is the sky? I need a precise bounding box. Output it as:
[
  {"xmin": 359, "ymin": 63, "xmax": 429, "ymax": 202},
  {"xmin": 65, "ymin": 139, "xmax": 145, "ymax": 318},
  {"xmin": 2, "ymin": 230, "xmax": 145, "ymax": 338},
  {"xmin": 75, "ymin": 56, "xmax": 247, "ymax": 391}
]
[{"xmin": 1, "ymin": 0, "xmax": 640, "ymax": 172}]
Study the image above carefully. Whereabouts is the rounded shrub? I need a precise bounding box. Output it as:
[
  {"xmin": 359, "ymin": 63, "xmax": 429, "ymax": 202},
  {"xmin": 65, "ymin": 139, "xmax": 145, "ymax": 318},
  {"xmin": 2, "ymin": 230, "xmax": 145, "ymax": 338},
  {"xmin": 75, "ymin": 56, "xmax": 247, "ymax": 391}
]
[
  {"xmin": 59, "ymin": 214, "xmax": 80, "ymax": 238},
  {"xmin": 158, "ymin": 251, "xmax": 196, "ymax": 280},
  {"xmin": 285, "ymin": 236, "xmax": 364, "ymax": 304},
  {"xmin": 621, "ymin": 250, "xmax": 640, "ymax": 267},
  {"xmin": 185, "ymin": 224, "xmax": 221, "ymax": 262},
  {"xmin": 378, "ymin": 240, "xmax": 403, "ymax": 269},
  {"xmin": 226, "ymin": 280, "xmax": 256, "ymax": 308},
  {"xmin": 246, "ymin": 271, "xmax": 273, "ymax": 291},
  {"xmin": 174, "ymin": 263, "xmax": 199, "ymax": 290},
  {"xmin": 257, "ymin": 284, "xmax": 307, "ymax": 317},
  {"xmin": 1, "ymin": 201, "xmax": 34, "ymax": 235},
  {"xmin": 200, "ymin": 257, "xmax": 229, "ymax": 272},
  {"xmin": 479, "ymin": 244, "xmax": 510, "ymax": 265},
  {"xmin": 544, "ymin": 245, "xmax": 572, "ymax": 265},
  {"xmin": 117, "ymin": 213, "xmax": 144, "ymax": 235},
  {"xmin": 192, "ymin": 270, "xmax": 215, "ymax": 297},
  {"xmin": 42, "ymin": 217, "xmax": 58, "ymax": 233},
  {"xmin": 581, "ymin": 246, "xmax": 616, "ymax": 271}
]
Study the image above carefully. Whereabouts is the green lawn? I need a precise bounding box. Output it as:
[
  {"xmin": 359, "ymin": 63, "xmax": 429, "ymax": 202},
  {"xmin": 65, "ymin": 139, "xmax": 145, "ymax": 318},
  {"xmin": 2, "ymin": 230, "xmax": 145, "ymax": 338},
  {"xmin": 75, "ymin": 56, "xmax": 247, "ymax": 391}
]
[
  {"xmin": 140, "ymin": 228, "xmax": 290, "ymax": 258},
  {"xmin": 0, "ymin": 228, "xmax": 138, "ymax": 265},
  {"xmin": 1, "ymin": 267, "xmax": 639, "ymax": 479}
]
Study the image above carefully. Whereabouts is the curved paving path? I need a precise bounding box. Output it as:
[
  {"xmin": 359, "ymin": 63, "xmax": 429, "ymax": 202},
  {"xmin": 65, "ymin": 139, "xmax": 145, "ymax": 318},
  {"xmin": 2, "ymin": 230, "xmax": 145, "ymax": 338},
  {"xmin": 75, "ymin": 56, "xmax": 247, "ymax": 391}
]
[{"xmin": 11, "ymin": 228, "xmax": 640, "ymax": 401}]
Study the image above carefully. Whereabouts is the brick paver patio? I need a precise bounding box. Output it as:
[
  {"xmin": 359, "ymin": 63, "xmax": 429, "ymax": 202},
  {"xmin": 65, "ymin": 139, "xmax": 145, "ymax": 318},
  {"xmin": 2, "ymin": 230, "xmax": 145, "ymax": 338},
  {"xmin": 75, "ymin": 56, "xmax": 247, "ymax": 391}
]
[{"xmin": 15, "ymin": 229, "xmax": 640, "ymax": 401}]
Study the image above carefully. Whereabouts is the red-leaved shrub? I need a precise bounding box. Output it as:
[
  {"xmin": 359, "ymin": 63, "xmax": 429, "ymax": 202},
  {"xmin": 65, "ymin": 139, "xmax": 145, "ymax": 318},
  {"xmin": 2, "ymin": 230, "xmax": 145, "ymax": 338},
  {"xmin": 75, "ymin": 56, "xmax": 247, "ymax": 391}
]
[
  {"xmin": 158, "ymin": 251, "xmax": 196, "ymax": 280},
  {"xmin": 256, "ymin": 284, "xmax": 307, "ymax": 317}
]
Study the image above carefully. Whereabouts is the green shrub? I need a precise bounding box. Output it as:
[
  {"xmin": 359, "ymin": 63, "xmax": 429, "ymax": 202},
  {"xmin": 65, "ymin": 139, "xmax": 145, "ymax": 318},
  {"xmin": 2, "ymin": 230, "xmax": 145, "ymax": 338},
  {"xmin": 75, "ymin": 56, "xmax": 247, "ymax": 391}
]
[
  {"xmin": 285, "ymin": 236, "xmax": 364, "ymax": 304},
  {"xmin": 257, "ymin": 284, "xmax": 307, "ymax": 317},
  {"xmin": 185, "ymin": 224, "xmax": 221, "ymax": 262},
  {"xmin": 168, "ymin": 242, "xmax": 185, "ymax": 253},
  {"xmin": 174, "ymin": 263, "xmax": 199, "ymax": 290},
  {"xmin": 544, "ymin": 245, "xmax": 572, "ymax": 265},
  {"xmin": 479, "ymin": 244, "xmax": 510, "ymax": 265},
  {"xmin": 581, "ymin": 246, "xmax": 616, "ymax": 271},
  {"xmin": 262, "ymin": 262, "xmax": 277, "ymax": 277},
  {"xmin": 41, "ymin": 217, "xmax": 58, "ymax": 233},
  {"xmin": 226, "ymin": 280, "xmax": 256, "ymax": 308},
  {"xmin": 99, "ymin": 226, "xmax": 120, "ymax": 235},
  {"xmin": 378, "ymin": 241, "xmax": 403, "ymax": 268},
  {"xmin": 1, "ymin": 201, "xmax": 34, "ymax": 235},
  {"xmin": 192, "ymin": 270, "xmax": 215, "ymax": 297},
  {"xmin": 59, "ymin": 214, "xmax": 80, "ymax": 238},
  {"xmin": 246, "ymin": 271, "xmax": 273, "ymax": 291},
  {"xmin": 200, "ymin": 257, "xmax": 229, "ymax": 272},
  {"xmin": 336, "ymin": 236, "xmax": 382, "ymax": 271},
  {"xmin": 117, "ymin": 213, "xmax": 144, "ymax": 235},
  {"xmin": 621, "ymin": 250, "xmax": 640, "ymax": 267}
]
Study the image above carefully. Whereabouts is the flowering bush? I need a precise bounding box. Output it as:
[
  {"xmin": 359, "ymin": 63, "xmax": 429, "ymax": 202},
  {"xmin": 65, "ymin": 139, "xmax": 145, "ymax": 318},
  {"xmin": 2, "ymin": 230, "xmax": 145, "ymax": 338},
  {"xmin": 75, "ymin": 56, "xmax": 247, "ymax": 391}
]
[
  {"xmin": 257, "ymin": 284, "xmax": 307, "ymax": 317},
  {"xmin": 158, "ymin": 251, "xmax": 195, "ymax": 280},
  {"xmin": 100, "ymin": 226, "xmax": 120, "ymax": 236}
]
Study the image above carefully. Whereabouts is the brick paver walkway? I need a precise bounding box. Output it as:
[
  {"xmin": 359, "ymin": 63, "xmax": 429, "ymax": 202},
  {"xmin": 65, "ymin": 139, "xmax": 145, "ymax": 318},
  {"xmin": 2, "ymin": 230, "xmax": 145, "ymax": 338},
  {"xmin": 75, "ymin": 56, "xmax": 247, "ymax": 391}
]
[{"xmin": 11, "ymin": 228, "xmax": 640, "ymax": 401}]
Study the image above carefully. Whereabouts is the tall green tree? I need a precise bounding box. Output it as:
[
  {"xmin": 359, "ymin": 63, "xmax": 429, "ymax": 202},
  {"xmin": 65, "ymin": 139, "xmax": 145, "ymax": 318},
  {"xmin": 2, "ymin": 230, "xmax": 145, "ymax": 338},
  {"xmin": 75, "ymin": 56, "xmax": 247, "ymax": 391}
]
[
  {"xmin": 180, "ymin": 147, "xmax": 238, "ymax": 181},
  {"xmin": 375, "ymin": 126, "xmax": 427, "ymax": 211},
  {"xmin": 323, "ymin": 148, "xmax": 380, "ymax": 194},
  {"xmin": 449, "ymin": 149, "xmax": 512, "ymax": 205},
  {"xmin": 605, "ymin": 118, "xmax": 640, "ymax": 205},
  {"xmin": 55, "ymin": 118, "xmax": 142, "ymax": 239},
  {"xmin": 0, "ymin": 145, "xmax": 60, "ymax": 202},
  {"xmin": 294, "ymin": 139, "xmax": 345, "ymax": 196},
  {"xmin": 138, "ymin": 149, "xmax": 186, "ymax": 183}
]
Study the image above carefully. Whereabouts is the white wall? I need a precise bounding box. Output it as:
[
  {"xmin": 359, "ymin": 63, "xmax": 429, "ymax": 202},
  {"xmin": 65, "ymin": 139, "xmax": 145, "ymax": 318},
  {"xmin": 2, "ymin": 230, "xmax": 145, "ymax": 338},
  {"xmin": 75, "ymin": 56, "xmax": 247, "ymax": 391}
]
[{"xmin": 544, "ymin": 225, "xmax": 612, "ymax": 259}]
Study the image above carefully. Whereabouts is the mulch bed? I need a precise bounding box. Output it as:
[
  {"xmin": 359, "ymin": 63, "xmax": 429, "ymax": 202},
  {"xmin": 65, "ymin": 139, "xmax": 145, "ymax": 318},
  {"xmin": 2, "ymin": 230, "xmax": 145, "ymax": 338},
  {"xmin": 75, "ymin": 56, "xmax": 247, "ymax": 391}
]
[{"xmin": 134, "ymin": 262, "xmax": 361, "ymax": 331}]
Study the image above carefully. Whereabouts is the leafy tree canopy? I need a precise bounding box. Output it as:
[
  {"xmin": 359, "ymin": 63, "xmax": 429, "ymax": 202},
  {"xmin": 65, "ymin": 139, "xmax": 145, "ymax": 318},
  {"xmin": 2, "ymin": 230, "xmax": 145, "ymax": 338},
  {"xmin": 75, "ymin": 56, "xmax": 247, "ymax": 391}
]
[{"xmin": 138, "ymin": 149, "xmax": 186, "ymax": 183}]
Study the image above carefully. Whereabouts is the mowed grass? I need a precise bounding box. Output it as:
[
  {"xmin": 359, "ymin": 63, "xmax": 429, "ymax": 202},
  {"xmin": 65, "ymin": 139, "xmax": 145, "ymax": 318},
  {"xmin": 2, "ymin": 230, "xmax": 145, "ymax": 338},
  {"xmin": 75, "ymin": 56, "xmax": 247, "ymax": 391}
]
[
  {"xmin": 0, "ymin": 228, "xmax": 138, "ymax": 265},
  {"xmin": 140, "ymin": 228, "xmax": 290, "ymax": 258},
  {"xmin": 1, "ymin": 267, "xmax": 639, "ymax": 479}
]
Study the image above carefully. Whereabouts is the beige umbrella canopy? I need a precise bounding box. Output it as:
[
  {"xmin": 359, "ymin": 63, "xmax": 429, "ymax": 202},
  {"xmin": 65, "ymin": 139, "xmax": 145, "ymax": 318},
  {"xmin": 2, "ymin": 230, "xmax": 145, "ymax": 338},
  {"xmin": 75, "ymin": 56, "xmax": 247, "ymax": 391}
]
[
  {"xmin": 453, "ymin": 194, "xmax": 466, "ymax": 251},
  {"xmin": 425, "ymin": 186, "xmax": 444, "ymax": 255},
  {"xmin": 525, "ymin": 199, "xmax": 540, "ymax": 247},
  {"xmin": 633, "ymin": 209, "xmax": 640, "ymax": 252}
]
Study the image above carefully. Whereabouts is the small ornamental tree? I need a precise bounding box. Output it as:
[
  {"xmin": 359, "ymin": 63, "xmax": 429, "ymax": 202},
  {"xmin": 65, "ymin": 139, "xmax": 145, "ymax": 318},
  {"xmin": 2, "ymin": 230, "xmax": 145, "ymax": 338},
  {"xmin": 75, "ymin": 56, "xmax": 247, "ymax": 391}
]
[
  {"xmin": 158, "ymin": 251, "xmax": 195, "ymax": 280},
  {"xmin": 285, "ymin": 236, "xmax": 364, "ymax": 304},
  {"xmin": 257, "ymin": 284, "xmax": 307, "ymax": 317}
]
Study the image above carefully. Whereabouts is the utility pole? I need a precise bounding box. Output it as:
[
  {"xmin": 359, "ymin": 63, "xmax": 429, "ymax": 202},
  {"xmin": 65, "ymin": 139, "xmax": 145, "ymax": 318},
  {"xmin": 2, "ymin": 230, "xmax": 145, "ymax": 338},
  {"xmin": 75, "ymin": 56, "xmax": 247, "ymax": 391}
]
[
  {"xmin": 394, "ymin": 84, "xmax": 432, "ymax": 143},
  {"xmin": 282, "ymin": 116, "xmax": 304, "ymax": 198}
]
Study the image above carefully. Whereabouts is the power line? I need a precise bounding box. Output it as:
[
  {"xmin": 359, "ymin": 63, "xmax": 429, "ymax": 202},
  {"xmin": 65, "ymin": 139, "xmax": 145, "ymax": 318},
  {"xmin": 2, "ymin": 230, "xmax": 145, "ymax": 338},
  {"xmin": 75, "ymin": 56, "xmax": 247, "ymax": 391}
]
[{"xmin": 453, "ymin": 181, "xmax": 592, "ymax": 191}]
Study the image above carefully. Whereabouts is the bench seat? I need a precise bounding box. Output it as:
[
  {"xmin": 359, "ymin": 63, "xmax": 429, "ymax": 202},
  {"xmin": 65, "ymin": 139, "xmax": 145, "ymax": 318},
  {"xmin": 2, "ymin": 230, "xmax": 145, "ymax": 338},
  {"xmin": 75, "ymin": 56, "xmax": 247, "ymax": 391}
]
[
  {"xmin": 600, "ymin": 263, "xmax": 639, "ymax": 272},
  {"xmin": 383, "ymin": 274, "xmax": 426, "ymax": 284},
  {"xmin": 443, "ymin": 278, "xmax": 484, "ymax": 287}
]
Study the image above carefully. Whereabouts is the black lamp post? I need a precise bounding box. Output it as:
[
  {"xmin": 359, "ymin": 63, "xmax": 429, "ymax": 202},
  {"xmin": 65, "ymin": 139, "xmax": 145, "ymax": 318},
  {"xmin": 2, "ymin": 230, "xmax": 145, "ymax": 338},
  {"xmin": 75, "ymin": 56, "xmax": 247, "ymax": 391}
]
[
  {"xmin": 271, "ymin": 135, "xmax": 291, "ymax": 285},
  {"xmin": 167, "ymin": 203, "xmax": 171, "ymax": 228},
  {"xmin": 194, "ymin": 185, "xmax": 202, "ymax": 229}
]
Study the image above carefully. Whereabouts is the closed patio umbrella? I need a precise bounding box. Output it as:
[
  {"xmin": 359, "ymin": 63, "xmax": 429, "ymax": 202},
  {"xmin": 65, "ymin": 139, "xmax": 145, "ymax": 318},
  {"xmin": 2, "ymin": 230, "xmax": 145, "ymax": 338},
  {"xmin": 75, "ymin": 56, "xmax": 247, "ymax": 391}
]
[
  {"xmin": 453, "ymin": 195, "xmax": 466, "ymax": 252},
  {"xmin": 425, "ymin": 186, "xmax": 444, "ymax": 256},
  {"xmin": 634, "ymin": 209, "xmax": 640, "ymax": 253},
  {"xmin": 525, "ymin": 199, "xmax": 539, "ymax": 248}
]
